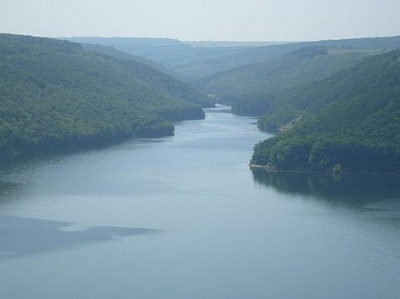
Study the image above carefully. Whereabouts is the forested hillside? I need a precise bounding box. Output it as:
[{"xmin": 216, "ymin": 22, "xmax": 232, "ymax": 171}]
[
  {"xmin": 251, "ymin": 50, "xmax": 400, "ymax": 173},
  {"xmin": 196, "ymin": 46, "xmax": 372, "ymax": 115},
  {"xmin": 76, "ymin": 43, "xmax": 214, "ymax": 108},
  {"xmin": 0, "ymin": 34, "xmax": 212, "ymax": 160},
  {"xmin": 81, "ymin": 43, "xmax": 187, "ymax": 81},
  {"xmin": 67, "ymin": 37, "xmax": 314, "ymax": 81},
  {"xmin": 68, "ymin": 36, "xmax": 400, "ymax": 81}
]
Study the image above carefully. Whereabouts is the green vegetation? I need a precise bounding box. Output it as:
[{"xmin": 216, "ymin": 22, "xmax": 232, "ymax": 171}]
[
  {"xmin": 4, "ymin": 33, "xmax": 400, "ymax": 172},
  {"xmin": 80, "ymin": 43, "xmax": 188, "ymax": 82},
  {"xmin": 197, "ymin": 46, "xmax": 373, "ymax": 117},
  {"xmin": 68, "ymin": 36, "xmax": 400, "ymax": 81},
  {"xmin": 66, "ymin": 37, "xmax": 315, "ymax": 81},
  {"xmin": 0, "ymin": 34, "xmax": 212, "ymax": 160},
  {"xmin": 251, "ymin": 50, "xmax": 400, "ymax": 173}
]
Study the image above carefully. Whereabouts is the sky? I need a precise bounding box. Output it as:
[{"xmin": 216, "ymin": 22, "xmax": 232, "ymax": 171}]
[{"xmin": 1, "ymin": 0, "xmax": 400, "ymax": 42}]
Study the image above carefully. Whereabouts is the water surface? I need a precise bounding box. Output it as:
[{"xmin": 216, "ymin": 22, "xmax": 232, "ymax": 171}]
[{"xmin": 0, "ymin": 107, "xmax": 399, "ymax": 298}]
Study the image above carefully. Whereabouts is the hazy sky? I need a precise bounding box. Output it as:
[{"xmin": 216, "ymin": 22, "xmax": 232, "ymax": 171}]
[{"xmin": 1, "ymin": 0, "xmax": 399, "ymax": 41}]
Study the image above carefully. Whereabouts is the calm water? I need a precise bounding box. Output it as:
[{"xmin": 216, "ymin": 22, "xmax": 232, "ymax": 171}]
[{"xmin": 0, "ymin": 107, "xmax": 399, "ymax": 299}]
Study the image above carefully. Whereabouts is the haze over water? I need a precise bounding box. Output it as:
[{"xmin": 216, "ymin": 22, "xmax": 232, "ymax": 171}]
[{"xmin": 0, "ymin": 107, "xmax": 399, "ymax": 298}]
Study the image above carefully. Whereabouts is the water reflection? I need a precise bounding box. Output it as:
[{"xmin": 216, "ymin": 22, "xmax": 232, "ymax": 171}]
[
  {"xmin": 251, "ymin": 169, "xmax": 400, "ymax": 206},
  {"xmin": 0, "ymin": 215, "xmax": 161, "ymax": 260},
  {"xmin": 0, "ymin": 180, "xmax": 27, "ymax": 205}
]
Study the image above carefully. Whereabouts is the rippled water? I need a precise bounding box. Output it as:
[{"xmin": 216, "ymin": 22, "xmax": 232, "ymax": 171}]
[{"xmin": 0, "ymin": 107, "xmax": 399, "ymax": 298}]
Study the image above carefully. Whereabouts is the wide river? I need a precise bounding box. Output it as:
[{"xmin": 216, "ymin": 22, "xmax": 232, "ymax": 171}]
[{"xmin": 0, "ymin": 106, "xmax": 399, "ymax": 298}]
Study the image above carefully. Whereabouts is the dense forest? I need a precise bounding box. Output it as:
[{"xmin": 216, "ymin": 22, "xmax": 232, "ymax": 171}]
[
  {"xmin": 251, "ymin": 50, "xmax": 400, "ymax": 173},
  {"xmin": 3, "ymin": 33, "xmax": 400, "ymax": 172},
  {"xmin": 196, "ymin": 46, "xmax": 373, "ymax": 116},
  {"xmin": 0, "ymin": 34, "xmax": 213, "ymax": 161}
]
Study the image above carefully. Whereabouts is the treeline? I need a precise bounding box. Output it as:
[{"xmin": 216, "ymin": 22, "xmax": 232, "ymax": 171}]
[
  {"xmin": 0, "ymin": 34, "xmax": 213, "ymax": 160},
  {"xmin": 251, "ymin": 50, "xmax": 400, "ymax": 173}
]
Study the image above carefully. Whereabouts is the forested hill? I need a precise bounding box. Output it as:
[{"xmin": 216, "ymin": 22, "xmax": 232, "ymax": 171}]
[
  {"xmin": 251, "ymin": 50, "xmax": 400, "ymax": 173},
  {"xmin": 196, "ymin": 46, "xmax": 372, "ymax": 115},
  {"xmin": 80, "ymin": 43, "xmax": 188, "ymax": 82},
  {"xmin": 80, "ymin": 43, "xmax": 211, "ymax": 104},
  {"xmin": 68, "ymin": 36, "xmax": 400, "ymax": 81},
  {"xmin": 67, "ymin": 37, "xmax": 275, "ymax": 81},
  {"xmin": 0, "ymin": 34, "xmax": 212, "ymax": 160}
]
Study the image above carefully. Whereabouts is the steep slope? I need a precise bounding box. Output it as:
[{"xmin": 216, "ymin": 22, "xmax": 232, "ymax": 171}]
[
  {"xmin": 0, "ymin": 34, "xmax": 210, "ymax": 160},
  {"xmin": 80, "ymin": 43, "xmax": 213, "ymax": 107},
  {"xmin": 197, "ymin": 46, "xmax": 372, "ymax": 116},
  {"xmin": 251, "ymin": 50, "xmax": 400, "ymax": 173}
]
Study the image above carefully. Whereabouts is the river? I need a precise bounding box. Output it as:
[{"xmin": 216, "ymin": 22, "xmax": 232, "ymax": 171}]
[{"xmin": 0, "ymin": 106, "xmax": 399, "ymax": 298}]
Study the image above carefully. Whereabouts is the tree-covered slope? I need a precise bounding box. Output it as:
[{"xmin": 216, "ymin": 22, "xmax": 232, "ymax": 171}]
[
  {"xmin": 251, "ymin": 50, "xmax": 400, "ymax": 173},
  {"xmin": 80, "ymin": 43, "xmax": 214, "ymax": 107},
  {"xmin": 81, "ymin": 43, "xmax": 188, "ymax": 82},
  {"xmin": 0, "ymin": 34, "xmax": 211, "ymax": 160},
  {"xmin": 197, "ymin": 46, "xmax": 373, "ymax": 116}
]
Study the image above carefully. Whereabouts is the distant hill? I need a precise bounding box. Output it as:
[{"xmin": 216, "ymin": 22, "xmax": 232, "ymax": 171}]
[
  {"xmin": 80, "ymin": 43, "xmax": 187, "ymax": 81},
  {"xmin": 67, "ymin": 36, "xmax": 400, "ymax": 81},
  {"xmin": 197, "ymin": 46, "xmax": 374, "ymax": 116},
  {"xmin": 76, "ymin": 43, "xmax": 214, "ymax": 108},
  {"xmin": 66, "ymin": 37, "xmax": 296, "ymax": 80},
  {"xmin": 251, "ymin": 50, "xmax": 400, "ymax": 173},
  {"xmin": 0, "ymin": 34, "xmax": 212, "ymax": 160}
]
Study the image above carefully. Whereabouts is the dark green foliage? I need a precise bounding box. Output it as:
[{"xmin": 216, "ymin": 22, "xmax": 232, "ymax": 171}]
[
  {"xmin": 197, "ymin": 47, "xmax": 371, "ymax": 116},
  {"xmin": 251, "ymin": 50, "xmax": 400, "ymax": 173},
  {"xmin": 81, "ymin": 43, "xmax": 214, "ymax": 108},
  {"xmin": 0, "ymin": 34, "xmax": 211, "ymax": 160},
  {"xmin": 230, "ymin": 93, "xmax": 272, "ymax": 116}
]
